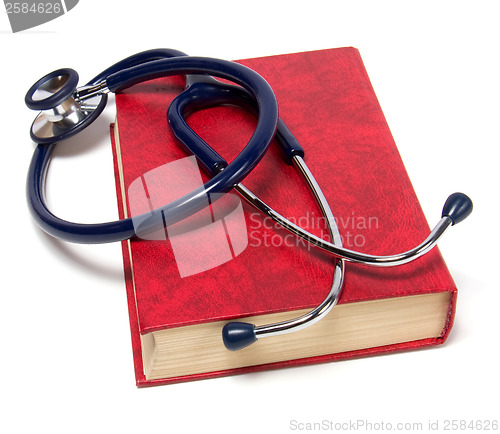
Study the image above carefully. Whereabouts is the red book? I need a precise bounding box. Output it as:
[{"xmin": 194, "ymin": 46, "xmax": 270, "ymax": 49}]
[{"xmin": 110, "ymin": 47, "xmax": 457, "ymax": 387}]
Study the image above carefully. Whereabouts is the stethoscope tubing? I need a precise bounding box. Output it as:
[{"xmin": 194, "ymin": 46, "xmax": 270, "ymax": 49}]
[
  {"xmin": 27, "ymin": 55, "xmax": 280, "ymax": 243},
  {"xmin": 88, "ymin": 49, "xmax": 190, "ymax": 85}
]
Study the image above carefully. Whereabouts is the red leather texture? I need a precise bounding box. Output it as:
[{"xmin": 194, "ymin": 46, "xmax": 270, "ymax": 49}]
[{"xmin": 111, "ymin": 47, "xmax": 457, "ymax": 386}]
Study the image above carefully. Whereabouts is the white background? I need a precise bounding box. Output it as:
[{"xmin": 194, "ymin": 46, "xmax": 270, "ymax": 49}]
[{"xmin": 1, "ymin": 1, "xmax": 498, "ymax": 433}]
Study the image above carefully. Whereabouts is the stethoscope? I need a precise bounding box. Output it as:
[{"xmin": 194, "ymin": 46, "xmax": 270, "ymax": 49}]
[{"xmin": 25, "ymin": 49, "xmax": 473, "ymax": 351}]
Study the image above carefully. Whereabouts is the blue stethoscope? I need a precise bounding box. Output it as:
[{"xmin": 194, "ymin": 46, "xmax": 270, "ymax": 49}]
[{"xmin": 25, "ymin": 49, "xmax": 473, "ymax": 351}]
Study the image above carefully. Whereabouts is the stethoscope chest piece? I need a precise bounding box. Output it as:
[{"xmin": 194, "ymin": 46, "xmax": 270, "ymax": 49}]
[{"xmin": 25, "ymin": 68, "xmax": 107, "ymax": 144}]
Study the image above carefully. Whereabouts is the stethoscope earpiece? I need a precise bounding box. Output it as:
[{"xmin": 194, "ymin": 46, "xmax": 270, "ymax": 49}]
[
  {"xmin": 442, "ymin": 192, "xmax": 473, "ymax": 225},
  {"xmin": 25, "ymin": 68, "xmax": 108, "ymax": 144},
  {"xmin": 222, "ymin": 322, "xmax": 257, "ymax": 351}
]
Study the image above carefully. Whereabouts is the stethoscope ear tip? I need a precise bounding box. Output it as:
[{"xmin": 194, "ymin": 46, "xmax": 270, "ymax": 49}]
[
  {"xmin": 222, "ymin": 322, "xmax": 257, "ymax": 351},
  {"xmin": 442, "ymin": 193, "xmax": 473, "ymax": 225}
]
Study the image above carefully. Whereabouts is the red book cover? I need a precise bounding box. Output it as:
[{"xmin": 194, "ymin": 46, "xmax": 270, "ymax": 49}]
[{"xmin": 110, "ymin": 47, "xmax": 457, "ymax": 386}]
